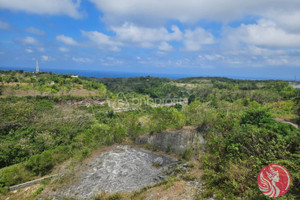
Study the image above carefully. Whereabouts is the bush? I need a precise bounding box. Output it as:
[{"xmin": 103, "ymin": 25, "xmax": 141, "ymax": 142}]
[
  {"xmin": 94, "ymin": 192, "xmax": 123, "ymax": 200},
  {"xmin": 34, "ymin": 99, "xmax": 54, "ymax": 111},
  {"xmin": 25, "ymin": 151, "xmax": 54, "ymax": 175},
  {"xmin": 240, "ymin": 108, "xmax": 272, "ymax": 126},
  {"xmin": 150, "ymin": 107, "xmax": 185, "ymax": 132},
  {"xmin": 294, "ymin": 97, "xmax": 300, "ymax": 125},
  {"xmin": 201, "ymin": 108, "xmax": 300, "ymax": 199},
  {"xmin": 0, "ymin": 185, "xmax": 8, "ymax": 195},
  {"xmin": 182, "ymin": 148, "xmax": 194, "ymax": 161},
  {"xmin": 33, "ymin": 185, "xmax": 44, "ymax": 196},
  {"xmin": 0, "ymin": 164, "xmax": 32, "ymax": 187}
]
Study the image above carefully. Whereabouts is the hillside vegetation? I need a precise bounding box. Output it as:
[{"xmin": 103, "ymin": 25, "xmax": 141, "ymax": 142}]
[{"xmin": 0, "ymin": 70, "xmax": 299, "ymax": 199}]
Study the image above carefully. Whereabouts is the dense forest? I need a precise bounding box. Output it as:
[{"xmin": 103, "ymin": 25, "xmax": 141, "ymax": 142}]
[{"xmin": 0, "ymin": 70, "xmax": 299, "ymax": 199}]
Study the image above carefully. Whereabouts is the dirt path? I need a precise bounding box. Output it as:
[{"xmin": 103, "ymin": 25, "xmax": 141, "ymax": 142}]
[{"xmin": 274, "ymin": 118, "xmax": 299, "ymax": 128}]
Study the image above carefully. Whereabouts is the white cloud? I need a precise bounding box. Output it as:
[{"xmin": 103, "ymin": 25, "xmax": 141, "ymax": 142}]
[
  {"xmin": 88, "ymin": 0, "xmax": 300, "ymax": 65},
  {"xmin": 266, "ymin": 57, "xmax": 289, "ymax": 66},
  {"xmin": 21, "ymin": 36, "xmax": 39, "ymax": 45},
  {"xmin": 56, "ymin": 35, "xmax": 79, "ymax": 46},
  {"xmin": 248, "ymin": 46, "xmax": 285, "ymax": 56},
  {"xmin": 264, "ymin": 12, "xmax": 300, "ymax": 33},
  {"xmin": 41, "ymin": 55, "xmax": 49, "ymax": 61},
  {"xmin": 81, "ymin": 23, "xmax": 215, "ymax": 52},
  {"xmin": 59, "ymin": 47, "xmax": 69, "ymax": 52},
  {"xmin": 81, "ymin": 30, "xmax": 121, "ymax": 51},
  {"xmin": 158, "ymin": 42, "xmax": 173, "ymax": 51},
  {"xmin": 111, "ymin": 23, "xmax": 182, "ymax": 47},
  {"xmin": 231, "ymin": 19, "xmax": 300, "ymax": 48},
  {"xmin": 101, "ymin": 23, "xmax": 182, "ymax": 51},
  {"xmin": 99, "ymin": 56, "xmax": 124, "ymax": 65},
  {"xmin": 25, "ymin": 48, "xmax": 33, "ymax": 53},
  {"xmin": 0, "ymin": 0, "xmax": 82, "ymax": 18},
  {"xmin": 89, "ymin": 0, "xmax": 300, "ymax": 25},
  {"xmin": 183, "ymin": 28, "xmax": 215, "ymax": 51},
  {"xmin": 72, "ymin": 57, "xmax": 93, "ymax": 63},
  {"xmin": 106, "ymin": 56, "xmax": 114, "ymax": 61},
  {"xmin": 37, "ymin": 47, "xmax": 45, "ymax": 52},
  {"xmin": 25, "ymin": 27, "xmax": 46, "ymax": 36},
  {"xmin": 0, "ymin": 20, "xmax": 10, "ymax": 30},
  {"xmin": 202, "ymin": 54, "xmax": 224, "ymax": 61}
]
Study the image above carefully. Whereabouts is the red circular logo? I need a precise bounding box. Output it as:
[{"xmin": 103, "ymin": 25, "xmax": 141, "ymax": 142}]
[{"xmin": 257, "ymin": 164, "xmax": 291, "ymax": 198}]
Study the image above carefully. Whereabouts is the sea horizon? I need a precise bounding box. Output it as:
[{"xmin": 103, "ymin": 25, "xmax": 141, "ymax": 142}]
[{"xmin": 0, "ymin": 66, "xmax": 297, "ymax": 81}]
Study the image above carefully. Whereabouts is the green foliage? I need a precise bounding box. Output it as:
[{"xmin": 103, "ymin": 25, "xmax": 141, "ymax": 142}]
[
  {"xmin": 34, "ymin": 99, "xmax": 54, "ymax": 111},
  {"xmin": 188, "ymin": 94, "xmax": 195, "ymax": 104},
  {"xmin": 250, "ymin": 90, "xmax": 282, "ymax": 103},
  {"xmin": 166, "ymin": 142, "xmax": 172, "ymax": 153},
  {"xmin": 201, "ymin": 108, "xmax": 300, "ymax": 199},
  {"xmin": 0, "ymin": 164, "xmax": 33, "ymax": 187},
  {"xmin": 174, "ymin": 103, "xmax": 182, "ymax": 110},
  {"xmin": 182, "ymin": 101, "xmax": 217, "ymax": 126},
  {"xmin": 97, "ymin": 76, "xmax": 172, "ymax": 98},
  {"xmin": 182, "ymin": 147, "xmax": 194, "ymax": 161},
  {"xmin": 25, "ymin": 151, "xmax": 54, "ymax": 175},
  {"xmin": 6, "ymin": 75, "xmax": 19, "ymax": 83},
  {"xmin": 33, "ymin": 185, "xmax": 44, "ymax": 196},
  {"xmin": 294, "ymin": 97, "xmax": 300, "ymax": 124},
  {"xmin": 0, "ymin": 185, "xmax": 8, "ymax": 195},
  {"xmin": 0, "ymin": 101, "xmax": 34, "ymax": 135},
  {"xmin": 182, "ymin": 173, "xmax": 196, "ymax": 181},
  {"xmin": 240, "ymin": 108, "xmax": 272, "ymax": 126},
  {"xmin": 0, "ymin": 70, "xmax": 299, "ymax": 199},
  {"xmin": 94, "ymin": 192, "xmax": 123, "ymax": 200},
  {"xmin": 107, "ymin": 193, "xmax": 122, "ymax": 200},
  {"xmin": 150, "ymin": 107, "xmax": 185, "ymax": 132}
]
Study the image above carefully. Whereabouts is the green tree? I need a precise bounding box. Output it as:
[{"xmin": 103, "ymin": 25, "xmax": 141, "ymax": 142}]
[
  {"xmin": 25, "ymin": 151, "xmax": 54, "ymax": 175},
  {"xmin": 188, "ymin": 94, "xmax": 195, "ymax": 104},
  {"xmin": 240, "ymin": 108, "xmax": 272, "ymax": 126}
]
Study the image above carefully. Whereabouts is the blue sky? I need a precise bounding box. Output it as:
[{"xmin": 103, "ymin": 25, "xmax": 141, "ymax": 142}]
[{"xmin": 0, "ymin": 0, "xmax": 300, "ymax": 79}]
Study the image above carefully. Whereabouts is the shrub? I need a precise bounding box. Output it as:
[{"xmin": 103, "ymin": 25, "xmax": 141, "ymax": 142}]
[
  {"xmin": 33, "ymin": 186, "xmax": 44, "ymax": 196},
  {"xmin": 182, "ymin": 173, "xmax": 196, "ymax": 181},
  {"xmin": 0, "ymin": 185, "xmax": 8, "ymax": 195},
  {"xmin": 25, "ymin": 151, "xmax": 54, "ymax": 175},
  {"xmin": 34, "ymin": 99, "xmax": 54, "ymax": 111},
  {"xmin": 201, "ymin": 108, "xmax": 300, "ymax": 199},
  {"xmin": 182, "ymin": 148, "xmax": 194, "ymax": 161},
  {"xmin": 94, "ymin": 192, "xmax": 123, "ymax": 200},
  {"xmin": 240, "ymin": 108, "xmax": 272, "ymax": 126},
  {"xmin": 0, "ymin": 164, "xmax": 32, "ymax": 187}
]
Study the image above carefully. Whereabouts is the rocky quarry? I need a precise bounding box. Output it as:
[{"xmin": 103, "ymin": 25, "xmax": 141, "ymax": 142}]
[{"xmin": 14, "ymin": 126, "xmax": 206, "ymax": 200}]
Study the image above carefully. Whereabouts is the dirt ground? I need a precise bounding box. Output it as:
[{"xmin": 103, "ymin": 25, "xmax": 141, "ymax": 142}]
[
  {"xmin": 1, "ymin": 146, "xmax": 204, "ymax": 200},
  {"xmin": 1, "ymin": 184, "xmax": 42, "ymax": 200}
]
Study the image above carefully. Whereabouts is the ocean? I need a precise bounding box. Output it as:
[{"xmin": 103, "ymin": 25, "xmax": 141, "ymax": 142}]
[
  {"xmin": 0, "ymin": 66, "xmax": 193, "ymax": 79},
  {"xmin": 0, "ymin": 66, "xmax": 295, "ymax": 81}
]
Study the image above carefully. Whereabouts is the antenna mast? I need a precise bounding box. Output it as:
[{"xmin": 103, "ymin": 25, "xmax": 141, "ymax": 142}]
[{"xmin": 36, "ymin": 58, "xmax": 39, "ymax": 73}]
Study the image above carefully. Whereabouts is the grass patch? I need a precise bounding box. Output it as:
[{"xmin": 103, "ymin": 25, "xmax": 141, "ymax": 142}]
[{"xmin": 94, "ymin": 192, "xmax": 123, "ymax": 200}]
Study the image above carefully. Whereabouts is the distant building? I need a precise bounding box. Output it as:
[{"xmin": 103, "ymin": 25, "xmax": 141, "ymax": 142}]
[
  {"xmin": 71, "ymin": 75, "xmax": 78, "ymax": 78},
  {"xmin": 289, "ymin": 82, "xmax": 300, "ymax": 88},
  {"xmin": 292, "ymin": 84, "xmax": 300, "ymax": 89}
]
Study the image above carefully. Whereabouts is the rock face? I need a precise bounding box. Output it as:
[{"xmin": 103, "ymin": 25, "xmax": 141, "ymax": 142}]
[
  {"xmin": 38, "ymin": 127, "xmax": 204, "ymax": 199},
  {"xmin": 50, "ymin": 146, "xmax": 177, "ymax": 200},
  {"xmin": 135, "ymin": 126, "xmax": 205, "ymax": 154}
]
